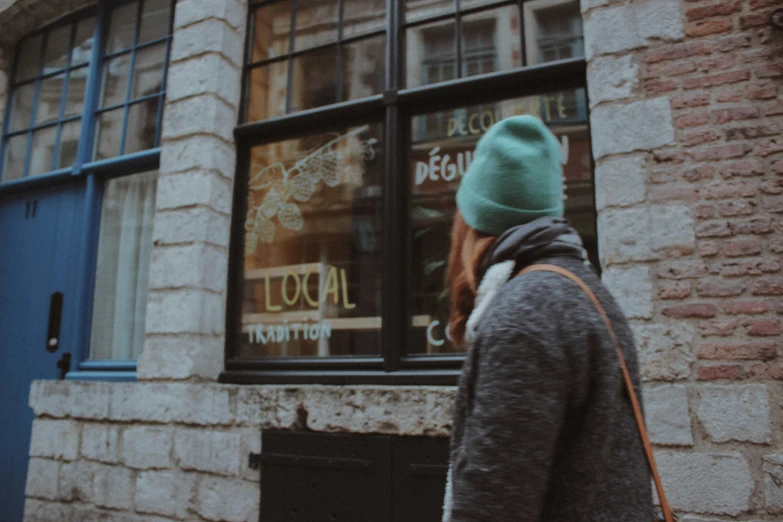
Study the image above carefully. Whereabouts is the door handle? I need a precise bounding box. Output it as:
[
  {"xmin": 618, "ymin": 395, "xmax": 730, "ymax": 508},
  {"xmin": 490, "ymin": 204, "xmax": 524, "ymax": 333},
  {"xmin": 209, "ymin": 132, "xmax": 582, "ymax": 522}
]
[{"xmin": 46, "ymin": 291, "xmax": 63, "ymax": 353}]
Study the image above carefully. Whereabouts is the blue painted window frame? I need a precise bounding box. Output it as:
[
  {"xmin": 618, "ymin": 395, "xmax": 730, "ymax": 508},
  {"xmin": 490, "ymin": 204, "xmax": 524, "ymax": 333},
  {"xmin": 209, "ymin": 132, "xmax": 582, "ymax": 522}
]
[{"xmin": 0, "ymin": 0, "xmax": 175, "ymax": 381}]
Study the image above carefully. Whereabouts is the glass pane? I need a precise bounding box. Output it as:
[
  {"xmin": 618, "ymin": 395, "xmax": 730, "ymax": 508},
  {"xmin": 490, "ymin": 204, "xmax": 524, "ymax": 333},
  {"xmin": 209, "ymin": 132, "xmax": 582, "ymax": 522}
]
[
  {"xmin": 9, "ymin": 83, "xmax": 36, "ymax": 132},
  {"xmin": 90, "ymin": 170, "xmax": 158, "ymax": 360},
  {"xmin": 131, "ymin": 43, "xmax": 166, "ymax": 99},
  {"xmin": 239, "ymin": 124, "xmax": 383, "ymax": 358},
  {"xmin": 28, "ymin": 126, "xmax": 57, "ymax": 176},
  {"xmin": 290, "ymin": 47, "xmax": 337, "ymax": 112},
  {"xmin": 101, "ymin": 54, "xmax": 131, "ymax": 107},
  {"xmin": 2, "ymin": 134, "xmax": 29, "ymax": 182},
  {"xmin": 124, "ymin": 99, "xmax": 159, "ymax": 154},
  {"xmin": 343, "ymin": 0, "xmax": 386, "ymax": 38},
  {"xmin": 460, "ymin": 0, "xmax": 509, "ymax": 11},
  {"xmin": 15, "ymin": 35, "xmax": 43, "ymax": 82},
  {"xmin": 250, "ymin": 1, "xmax": 292, "ymax": 63},
  {"xmin": 408, "ymin": 88, "xmax": 592, "ymax": 354},
  {"xmin": 138, "ymin": 0, "xmax": 171, "ymax": 43},
  {"xmin": 461, "ymin": 6, "xmax": 521, "ymax": 78},
  {"xmin": 405, "ymin": 0, "xmax": 454, "ymax": 25},
  {"xmin": 107, "ymin": 2, "xmax": 139, "ymax": 54},
  {"xmin": 56, "ymin": 120, "xmax": 81, "ymax": 169},
  {"xmin": 72, "ymin": 17, "xmax": 96, "ymax": 66},
  {"xmin": 246, "ymin": 62, "xmax": 288, "ymax": 121},
  {"xmin": 342, "ymin": 36, "xmax": 385, "ymax": 102},
  {"xmin": 525, "ymin": 0, "xmax": 583, "ymax": 65},
  {"xmin": 405, "ymin": 19, "xmax": 456, "ymax": 88},
  {"xmin": 64, "ymin": 68, "xmax": 88, "ymax": 117},
  {"xmin": 44, "ymin": 25, "xmax": 73, "ymax": 71},
  {"xmin": 293, "ymin": 0, "xmax": 339, "ymax": 52},
  {"xmin": 94, "ymin": 109, "xmax": 124, "ymax": 160},
  {"xmin": 35, "ymin": 73, "xmax": 66, "ymax": 125}
]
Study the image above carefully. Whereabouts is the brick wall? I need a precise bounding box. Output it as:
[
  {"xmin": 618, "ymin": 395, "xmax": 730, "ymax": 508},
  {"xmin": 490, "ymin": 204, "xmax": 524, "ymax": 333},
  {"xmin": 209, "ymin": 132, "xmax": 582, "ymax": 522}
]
[{"xmin": 584, "ymin": 0, "xmax": 783, "ymax": 518}]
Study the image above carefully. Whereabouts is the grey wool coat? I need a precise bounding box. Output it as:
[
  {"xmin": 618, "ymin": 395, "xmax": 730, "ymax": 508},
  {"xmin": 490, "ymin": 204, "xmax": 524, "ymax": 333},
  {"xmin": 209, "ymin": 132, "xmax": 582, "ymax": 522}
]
[{"xmin": 443, "ymin": 253, "xmax": 653, "ymax": 522}]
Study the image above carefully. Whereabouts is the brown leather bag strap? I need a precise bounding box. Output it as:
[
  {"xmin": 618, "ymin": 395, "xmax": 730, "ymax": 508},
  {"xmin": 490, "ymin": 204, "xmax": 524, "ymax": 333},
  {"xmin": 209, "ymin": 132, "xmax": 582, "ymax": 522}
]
[{"xmin": 518, "ymin": 264, "xmax": 674, "ymax": 522}]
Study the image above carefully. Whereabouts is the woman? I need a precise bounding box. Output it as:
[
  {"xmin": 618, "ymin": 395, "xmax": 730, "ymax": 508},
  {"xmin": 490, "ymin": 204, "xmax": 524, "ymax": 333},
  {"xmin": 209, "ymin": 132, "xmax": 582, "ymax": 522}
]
[{"xmin": 442, "ymin": 115, "xmax": 653, "ymax": 521}]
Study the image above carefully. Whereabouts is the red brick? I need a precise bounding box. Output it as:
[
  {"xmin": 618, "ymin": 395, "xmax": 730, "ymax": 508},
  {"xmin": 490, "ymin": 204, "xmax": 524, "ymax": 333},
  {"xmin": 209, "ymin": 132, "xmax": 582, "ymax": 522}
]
[
  {"xmin": 726, "ymin": 124, "xmax": 781, "ymax": 141},
  {"xmin": 663, "ymin": 303, "xmax": 718, "ymax": 319},
  {"xmin": 749, "ymin": 363, "xmax": 783, "ymax": 380},
  {"xmin": 741, "ymin": 10, "xmax": 777, "ymax": 28},
  {"xmin": 771, "ymin": 237, "xmax": 783, "ymax": 254},
  {"xmin": 646, "ymin": 42, "xmax": 712, "ymax": 63},
  {"xmin": 712, "ymin": 107, "xmax": 760, "ymax": 124},
  {"xmin": 683, "ymin": 70, "xmax": 750, "ymax": 89},
  {"xmin": 698, "ymin": 340, "xmax": 777, "ymax": 360},
  {"xmin": 761, "ymin": 180, "xmax": 783, "ymax": 195},
  {"xmin": 659, "ymin": 261, "xmax": 708, "ymax": 279},
  {"xmin": 696, "ymin": 221, "xmax": 732, "ymax": 238},
  {"xmin": 698, "ymin": 364, "xmax": 745, "ymax": 381},
  {"xmin": 750, "ymin": 0, "xmax": 779, "ymax": 8},
  {"xmin": 716, "ymin": 34, "xmax": 752, "ymax": 53},
  {"xmin": 686, "ymin": 1, "xmax": 741, "ymax": 20},
  {"xmin": 697, "ymin": 55, "xmax": 735, "ymax": 72},
  {"xmin": 729, "ymin": 217, "xmax": 773, "ymax": 235},
  {"xmin": 699, "ymin": 320, "xmax": 739, "ymax": 337},
  {"xmin": 715, "ymin": 88, "xmax": 743, "ymax": 103},
  {"xmin": 772, "ymin": 160, "xmax": 783, "ymax": 175},
  {"xmin": 753, "ymin": 278, "xmax": 783, "ymax": 296},
  {"xmin": 704, "ymin": 182, "xmax": 757, "ymax": 200},
  {"xmin": 721, "ymin": 258, "xmax": 782, "ymax": 277},
  {"xmin": 761, "ymin": 195, "xmax": 783, "ymax": 213},
  {"xmin": 683, "ymin": 165, "xmax": 715, "ymax": 182},
  {"xmin": 723, "ymin": 300, "xmax": 770, "ymax": 315},
  {"xmin": 692, "ymin": 143, "xmax": 751, "ymax": 161},
  {"xmin": 686, "ymin": 19, "xmax": 733, "ymax": 37},
  {"xmin": 724, "ymin": 239, "xmax": 762, "ymax": 257},
  {"xmin": 696, "ymin": 279, "xmax": 746, "ymax": 297},
  {"xmin": 684, "ymin": 130, "xmax": 720, "ymax": 147},
  {"xmin": 757, "ymin": 64, "xmax": 783, "ymax": 78},
  {"xmin": 765, "ymin": 102, "xmax": 783, "ymax": 117},
  {"xmin": 721, "ymin": 160, "xmax": 764, "ymax": 177},
  {"xmin": 745, "ymin": 319, "xmax": 781, "ymax": 336},
  {"xmin": 650, "ymin": 170, "xmax": 677, "ymax": 184},
  {"xmin": 696, "ymin": 205, "xmax": 716, "ymax": 219},
  {"xmin": 699, "ymin": 241, "xmax": 720, "ymax": 257},
  {"xmin": 717, "ymin": 199, "xmax": 756, "ymax": 217},
  {"xmin": 676, "ymin": 112, "xmax": 710, "ymax": 129},
  {"xmin": 653, "ymin": 150, "xmax": 688, "ymax": 164},
  {"xmin": 671, "ymin": 93, "xmax": 711, "ymax": 109},
  {"xmin": 665, "ymin": 61, "xmax": 697, "ymax": 76},
  {"xmin": 649, "ymin": 186, "xmax": 700, "ymax": 203},
  {"xmin": 659, "ymin": 281, "xmax": 692, "ymax": 300},
  {"xmin": 756, "ymin": 139, "xmax": 783, "ymax": 157},
  {"xmin": 645, "ymin": 80, "xmax": 677, "ymax": 95},
  {"xmin": 741, "ymin": 48, "xmax": 773, "ymax": 64}
]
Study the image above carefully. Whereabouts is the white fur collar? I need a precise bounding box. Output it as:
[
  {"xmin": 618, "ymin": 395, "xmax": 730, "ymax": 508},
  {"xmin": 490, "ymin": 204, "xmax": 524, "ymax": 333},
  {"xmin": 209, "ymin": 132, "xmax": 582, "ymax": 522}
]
[{"xmin": 464, "ymin": 260, "xmax": 515, "ymax": 343}]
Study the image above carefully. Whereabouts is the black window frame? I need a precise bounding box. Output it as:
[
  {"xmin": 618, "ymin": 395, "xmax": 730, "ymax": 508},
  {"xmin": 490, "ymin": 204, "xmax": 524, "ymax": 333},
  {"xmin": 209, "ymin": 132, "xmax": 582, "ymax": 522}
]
[{"xmin": 222, "ymin": 0, "xmax": 589, "ymax": 385}]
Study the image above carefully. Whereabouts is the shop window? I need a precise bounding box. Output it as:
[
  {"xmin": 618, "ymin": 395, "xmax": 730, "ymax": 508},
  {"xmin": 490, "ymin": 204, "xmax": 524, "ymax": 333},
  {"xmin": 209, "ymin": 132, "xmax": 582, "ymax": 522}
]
[
  {"xmin": 0, "ymin": 0, "xmax": 174, "ymax": 376},
  {"xmin": 228, "ymin": 0, "xmax": 590, "ymax": 383}
]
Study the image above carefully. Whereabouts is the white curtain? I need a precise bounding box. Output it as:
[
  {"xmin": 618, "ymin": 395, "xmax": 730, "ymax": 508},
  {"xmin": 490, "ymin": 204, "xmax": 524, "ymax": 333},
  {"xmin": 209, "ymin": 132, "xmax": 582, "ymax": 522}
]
[{"xmin": 90, "ymin": 170, "xmax": 158, "ymax": 360}]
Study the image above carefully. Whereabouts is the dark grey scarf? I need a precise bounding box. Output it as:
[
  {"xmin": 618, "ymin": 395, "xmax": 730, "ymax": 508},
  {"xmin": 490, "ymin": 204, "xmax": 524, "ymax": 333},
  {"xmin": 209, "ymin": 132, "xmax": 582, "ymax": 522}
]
[{"xmin": 477, "ymin": 216, "xmax": 587, "ymax": 282}]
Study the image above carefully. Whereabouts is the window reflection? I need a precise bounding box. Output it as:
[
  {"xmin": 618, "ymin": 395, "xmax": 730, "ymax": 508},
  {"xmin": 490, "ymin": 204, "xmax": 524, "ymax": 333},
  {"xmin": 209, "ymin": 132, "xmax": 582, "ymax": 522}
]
[{"xmin": 524, "ymin": 0, "xmax": 584, "ymax": 65}]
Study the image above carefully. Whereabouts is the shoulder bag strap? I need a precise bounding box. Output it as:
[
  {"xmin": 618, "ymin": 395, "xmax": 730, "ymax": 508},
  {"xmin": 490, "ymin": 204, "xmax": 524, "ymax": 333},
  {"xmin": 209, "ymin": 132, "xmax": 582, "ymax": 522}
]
[{"xmin": 518, "ymin": 264, "xmax": 674, "ymax": 522}]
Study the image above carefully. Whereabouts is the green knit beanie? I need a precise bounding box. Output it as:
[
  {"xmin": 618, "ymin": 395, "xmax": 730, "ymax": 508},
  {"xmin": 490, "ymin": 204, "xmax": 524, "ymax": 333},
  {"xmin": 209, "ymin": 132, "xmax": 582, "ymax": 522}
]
[{"xmin": 456, "ymin": 115, "xmax": 564, "ymax": 236}]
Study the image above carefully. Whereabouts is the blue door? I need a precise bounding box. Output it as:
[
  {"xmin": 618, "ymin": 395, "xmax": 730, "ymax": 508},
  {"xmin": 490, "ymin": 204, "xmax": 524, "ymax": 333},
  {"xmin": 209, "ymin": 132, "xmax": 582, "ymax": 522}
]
[{"xmin": 0, "ymin": 183, "xmax": 83, "ymax": 522}]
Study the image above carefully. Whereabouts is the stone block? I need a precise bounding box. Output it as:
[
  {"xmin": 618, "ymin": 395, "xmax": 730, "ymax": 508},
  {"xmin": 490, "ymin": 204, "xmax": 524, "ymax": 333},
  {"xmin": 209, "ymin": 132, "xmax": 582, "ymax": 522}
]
[
  {"xmin": 656, "ymin": 451, "xmax": 752, "ymax": 515},
  {"xmin": 28, "ymin": 380, "xmax": 111, "ymax": 419},
  {"xmin": 145, "ymin": 289, "xmax": 225, "ymax": 336},
  {"xmin": 23, "ymin": 499, "xmax": 73, "ymax": 522},
  {"xmin": 121, "ymin": 426, "xmax": 174, "ymax": 470},
  {"xmin": 155, "ymin": 169, "xmax": 234, "ymax": 215},
  {"xmin": 137, "ymin": 334, "xmax": 223, "ymax": 381},
  {"xmin": 587, "ymin": 55, "xmax": 639, "ymax": 107},
  {"xmin": 594, "ymin": 154, "xmax": 646, "ymax": 210},
  {"xmin": 697, "ymin": 384, "xmax": 771, "ymax": 443},
  {"xmin": 170, "ymin": 18, "xmax": 244, "ymax": 67},
  {"xmin": 763, "ymin": 454, "xmax": 783, "ymax": 512},
  {"xmin": 632, "ymin": 322, "xmax": 696, "ymax": 381},
  {"xmin": 195, "ymin": 476, "xmax": 259, "ymax": 522},
  {"xmin": 238, "ymin": 427, "xmax": 262, "ymax": 481},
  {"xmin": 166, "ymin": 53, "xmax": 241, "ymax": 106},
  {"xmin": 650, "ymin": 205, "xmax": 695, "ymax": 255},
  {"xmin": 151, "ymin": 207, "xmax": 230, "ymax": 247},
  {"xmin": 148, "ymin": 243, "xmax": 228, "ymax": 293},
  {"xmin": 58, "ymin": 460, "xmax": 93, "ymax": 502},
  {"xmin": 159, "ymin": 135, "xmax": 235, "ymax": 178},
  {"xmin": 642, "ymin": 384, "xmax": 693, "ymax": 446},
  {"xmin": 109, "ymin": 383, "xmax": 233, "ymax": 425},
  {"xmin": 580, "ymin": 0, "xmax": 609, "ymax": 12},
  {"xmin": 92, "ymin": 463, "xmax": 134, "ymax": 510},
  {"xmin": 25, "ymin": 458, "xmax": 59, "ymax": 500},
  {"xmin": 161, "ymin": 95, "xmax": 237, "ymax": 143},
  {"xmin": 174, "ymin": 0, "xmax": 246, "ymax": 31},
  {"xmin": 135, "ymin": 470, "xmax": 196, "ymax": 518},
  {"xmin": 591, "ymin": 98, "xmax": 675, "ymax": 159},
  {"xmin": 583, "ymin": 0, "xmax": 684, "ymax": 59},
  {"xmin": 602, "ymin": 265, "xmax": 652, "ymax": 319},
  {"xmin": 29, "ymin": 419, "xmax": 80, "ymax": 460},
  {"xmin": 80, "ymin": 423, "xmax": 120, "ymax": 464},
  {"xmin": 174, "ymin": 428, "xmax": 241, "ymax": 476}
]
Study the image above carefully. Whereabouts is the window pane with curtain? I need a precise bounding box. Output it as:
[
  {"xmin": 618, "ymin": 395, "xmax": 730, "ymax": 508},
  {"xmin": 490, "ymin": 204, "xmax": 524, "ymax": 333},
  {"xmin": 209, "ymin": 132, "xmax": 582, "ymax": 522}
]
[{"xmin": 409, "ymin": 88, "xmax": 593, "ymax": 354}]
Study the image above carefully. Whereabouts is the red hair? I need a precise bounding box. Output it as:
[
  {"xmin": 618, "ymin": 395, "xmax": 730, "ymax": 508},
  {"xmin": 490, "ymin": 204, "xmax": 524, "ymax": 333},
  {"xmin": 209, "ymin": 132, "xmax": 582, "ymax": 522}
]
[{"xmin": 447, "ymin": 212, "xmax": 495, "ymax": 348}]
